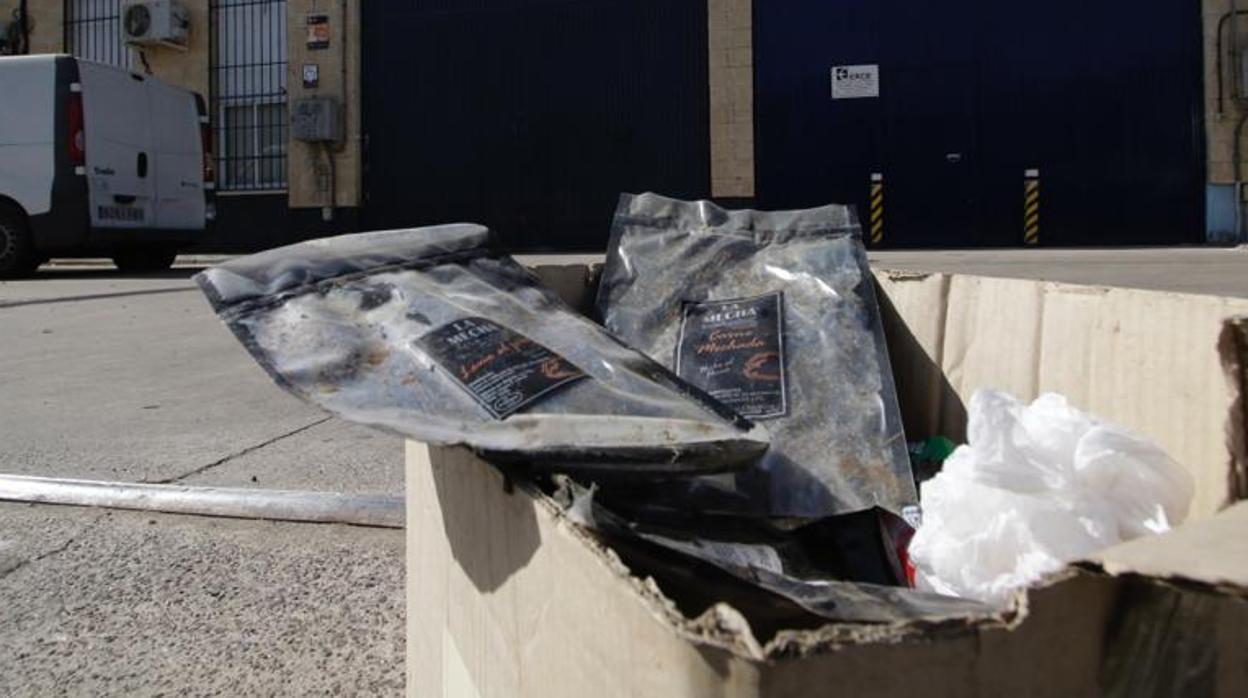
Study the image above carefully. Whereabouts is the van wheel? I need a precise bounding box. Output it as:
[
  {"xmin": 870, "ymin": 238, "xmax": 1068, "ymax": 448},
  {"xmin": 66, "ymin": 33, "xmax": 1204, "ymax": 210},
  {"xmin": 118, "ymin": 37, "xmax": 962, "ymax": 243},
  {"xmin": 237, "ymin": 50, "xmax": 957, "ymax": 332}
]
[
  {"xmin": 0, "ymin": 204, "xmax": 37, "ymax": 279},
  {"xmin": 112, "ymin": 248, "xmax": 178, "ymax": 273}
]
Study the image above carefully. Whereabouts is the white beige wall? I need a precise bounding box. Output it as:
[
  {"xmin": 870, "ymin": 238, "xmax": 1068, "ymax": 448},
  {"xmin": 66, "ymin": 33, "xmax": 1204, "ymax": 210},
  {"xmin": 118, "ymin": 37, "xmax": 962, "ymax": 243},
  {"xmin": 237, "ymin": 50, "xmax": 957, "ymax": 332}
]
[
  {"xmin": 707, "ymin": 0, "xmax": 754, "ymax": 199},
  {"xmin": 1205, "ymin": 0, "xmax": 1247, "ymax": 184},
  {"xmin": 19, "ymin": 0, "xmax": 63, "ymax": 54},
  {"xmin": 1192, "ymin": 0, "xmax": 1248, "ymax": 191},
  {"xmin": 285, "ymin": 0, "xmax": 360, "ymax": 210},
  {"xmin": 142, "ymin": 2, "xmax": 209, "ymax": 99}
]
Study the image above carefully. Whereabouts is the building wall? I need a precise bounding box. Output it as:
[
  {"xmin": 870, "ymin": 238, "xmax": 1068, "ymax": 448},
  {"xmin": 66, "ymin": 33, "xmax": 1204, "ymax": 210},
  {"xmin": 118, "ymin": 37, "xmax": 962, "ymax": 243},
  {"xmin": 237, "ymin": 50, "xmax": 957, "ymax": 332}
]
[
  {"xmin": 1206, "ymin": 0, "xmax": 1244, "ymax": 184},
  {"xmin": 14, "ymin": 0, "xmax": 361, "ymax": 217},
  {"xmin": 285, "ymin": 0, "xmax": 361, "ymax": 211},
  {"xmin": 707, "ymin": 0, "xmax": 754, "ymax": 199},
  {"xmin": 9, "ymin": 1, "xmax": 1232, "ymax": 240},
  {"xmin": 144, "ymin": 2, "xmax": 209, "ymax": 100},
  {"xmin": 1204, "ymin": 0, "xmax": 1248, "ymax": 240},
  {"xmin": 19, "ymin": 0, "xmax": 63, "ymax": 54}
]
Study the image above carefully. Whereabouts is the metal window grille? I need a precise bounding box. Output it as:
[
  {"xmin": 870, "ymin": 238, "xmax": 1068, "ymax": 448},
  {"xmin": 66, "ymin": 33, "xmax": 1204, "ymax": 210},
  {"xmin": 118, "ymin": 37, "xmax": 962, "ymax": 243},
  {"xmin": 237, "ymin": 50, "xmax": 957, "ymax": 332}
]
[
  {"xmin": 210, "ymin": 0, "xmax": 288, "ymax": 191},
  {"xmin": 64, "ymin": 0, "xmax": 137, "ymax": 68}
]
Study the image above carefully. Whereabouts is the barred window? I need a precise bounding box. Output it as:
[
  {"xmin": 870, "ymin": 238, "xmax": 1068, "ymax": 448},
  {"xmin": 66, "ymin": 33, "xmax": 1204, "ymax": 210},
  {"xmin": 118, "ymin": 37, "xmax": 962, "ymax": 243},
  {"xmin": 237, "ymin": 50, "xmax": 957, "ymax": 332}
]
[
  {"xmin": 64, "ymin": 0, "xmax": 137, "ymax": 68},
  {"xmin": 211, "ymin": 0, "xmax": 288, "ymax": 191}
]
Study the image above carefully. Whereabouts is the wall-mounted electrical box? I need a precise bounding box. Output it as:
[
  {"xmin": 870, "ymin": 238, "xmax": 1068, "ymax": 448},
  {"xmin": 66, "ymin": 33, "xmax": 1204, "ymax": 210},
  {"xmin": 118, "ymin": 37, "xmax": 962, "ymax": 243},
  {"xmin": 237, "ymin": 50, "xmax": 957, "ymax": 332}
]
[{"xmin": 291, "ymin": 97, "xmax": 342, "ymax": 142}]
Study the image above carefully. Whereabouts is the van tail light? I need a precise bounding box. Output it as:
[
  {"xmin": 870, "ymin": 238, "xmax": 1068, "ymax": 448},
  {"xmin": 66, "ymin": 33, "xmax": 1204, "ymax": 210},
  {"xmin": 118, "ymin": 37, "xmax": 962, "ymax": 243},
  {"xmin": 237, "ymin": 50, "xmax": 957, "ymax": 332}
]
[
  {"xmin": 200, "ymin": 121, "xmax": 215, "ymax": 185},
  {"xmin": 68, "ymin": 91, "xmax": 86, "ymax": 167}
]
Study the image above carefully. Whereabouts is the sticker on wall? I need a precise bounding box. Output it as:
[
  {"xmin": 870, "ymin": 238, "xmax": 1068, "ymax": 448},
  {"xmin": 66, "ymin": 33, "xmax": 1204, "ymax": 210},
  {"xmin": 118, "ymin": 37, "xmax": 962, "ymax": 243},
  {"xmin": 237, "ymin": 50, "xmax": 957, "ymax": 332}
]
[
  {"xmin": 302, "ymin": 63, "xmax": 320, "ymax": 89},
  {"xmin": 306, "ymin": 14, "xmax": 330, "ymax": 50},
  {"xmin": 831, "ymin": 64, "xmax": 880, "ymax": 100}
]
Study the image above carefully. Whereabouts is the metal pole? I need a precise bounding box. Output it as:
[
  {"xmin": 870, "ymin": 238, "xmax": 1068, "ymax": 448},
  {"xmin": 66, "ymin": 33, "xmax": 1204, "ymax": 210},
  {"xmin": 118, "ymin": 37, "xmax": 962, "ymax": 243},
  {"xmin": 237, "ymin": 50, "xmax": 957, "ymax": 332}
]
[
  {"xmin": 323, "ymin": 141, "xmax": 336, "ymax": 220},
  {"xmin": 339, "ymin": 0, "xmax": 349, "ymax": 154},
  {"xmin": 1235, "ymin": 0, "xmax": 1244, "ymax": 239},
  {"xmin": 1236, "ymin": 111, "xmax": 1248, "ymax": 240},
  {"xmin": 1235, "ymin": 0, "xmax": 1242, "ymax": 102},
  {"xmin": 0, "ymin": 474, "xmax": 404, "ymax": 528},
  {"xmin": 18, "ymin": 0, "xmax": 29, "ymax": 54}
]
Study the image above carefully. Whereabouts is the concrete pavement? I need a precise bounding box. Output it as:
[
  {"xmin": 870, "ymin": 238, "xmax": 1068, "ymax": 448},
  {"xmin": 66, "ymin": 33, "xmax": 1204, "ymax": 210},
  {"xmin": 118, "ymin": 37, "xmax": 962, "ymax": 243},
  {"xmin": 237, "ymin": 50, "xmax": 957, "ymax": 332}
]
[
  {"xmin": 0, "ymin": 503, "xmax": 404, "ymax": 696},
  {"xmin": 0, "ymin": 268, "xmax": 401, "ymax": 490},
  {"xmin": 0, "ymin": 265, "xmax": 405, "ymax": 696}
]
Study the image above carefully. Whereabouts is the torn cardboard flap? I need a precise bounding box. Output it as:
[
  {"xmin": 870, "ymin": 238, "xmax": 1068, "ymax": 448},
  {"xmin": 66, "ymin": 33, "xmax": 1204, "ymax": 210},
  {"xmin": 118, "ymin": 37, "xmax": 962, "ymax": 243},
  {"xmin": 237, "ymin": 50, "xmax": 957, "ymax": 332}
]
[
  {"xmin": 1080, "ymin": 500, "xmax": 1248, "ymax": 594},
  {"xmin": 1221, "ymin": 316, "xmax": 1248, "ymax": 505},
  {"xmin": 1082, "ymin": 499, "xmax": 1248, "ymax": 698}
]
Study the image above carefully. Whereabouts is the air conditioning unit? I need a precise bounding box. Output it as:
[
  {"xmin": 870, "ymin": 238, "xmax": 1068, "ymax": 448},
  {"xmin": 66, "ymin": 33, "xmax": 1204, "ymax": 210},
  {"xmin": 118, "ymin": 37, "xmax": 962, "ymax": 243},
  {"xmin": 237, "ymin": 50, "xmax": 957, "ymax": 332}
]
[{"xmin": 121, "ymin": 0, "xmax": 190, "ymax": 48}]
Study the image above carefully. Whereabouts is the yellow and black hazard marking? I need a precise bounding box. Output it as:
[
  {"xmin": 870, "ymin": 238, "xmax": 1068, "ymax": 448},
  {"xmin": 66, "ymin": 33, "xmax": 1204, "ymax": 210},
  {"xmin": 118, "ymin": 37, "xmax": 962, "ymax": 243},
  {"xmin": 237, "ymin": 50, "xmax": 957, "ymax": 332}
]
[
  {"xmin": 869, "ymin": 177, "xmax": 884, "ymax": 245},
  {"xmin": 1023, "ymin": 174, "xmax": 1040, "ymax": 245}
]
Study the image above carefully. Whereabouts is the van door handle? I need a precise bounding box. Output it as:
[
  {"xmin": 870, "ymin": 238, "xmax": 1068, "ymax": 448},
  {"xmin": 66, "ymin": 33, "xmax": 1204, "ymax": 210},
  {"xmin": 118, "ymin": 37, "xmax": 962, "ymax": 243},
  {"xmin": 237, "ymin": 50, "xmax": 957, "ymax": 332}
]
[
  {"xmin": 114, "ymin": 194, "xmax": 137, "ymax": 204},
  {"xmin": 137, "ymin": 152, "xmax": 148, "ymax": 178}
]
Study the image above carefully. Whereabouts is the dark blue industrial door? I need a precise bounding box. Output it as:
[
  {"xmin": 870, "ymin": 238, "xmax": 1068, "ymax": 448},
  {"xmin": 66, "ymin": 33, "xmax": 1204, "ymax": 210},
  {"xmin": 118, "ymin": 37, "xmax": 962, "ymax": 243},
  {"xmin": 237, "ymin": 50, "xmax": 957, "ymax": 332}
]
[
  {"xmin": 879, "ymin": 0, "xmax": 983, "ymax": 246},
  {"xmin": 884, "ymin": 66, "xmax": 981, "ymax": 246},
  {"xmin": 755, "ymin": 0, "xmax": 1205, "ymax": 247},
  {"xmin": 361, "ymin": 1, "xmax": 710, "ymax": 251}
]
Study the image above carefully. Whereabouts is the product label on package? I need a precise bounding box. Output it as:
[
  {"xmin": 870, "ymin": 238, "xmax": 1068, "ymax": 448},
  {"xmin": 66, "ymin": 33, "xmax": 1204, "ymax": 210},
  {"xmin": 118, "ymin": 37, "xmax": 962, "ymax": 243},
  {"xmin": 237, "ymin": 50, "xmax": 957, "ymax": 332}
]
[
  {"xmin": 418, "ymin": 317, "xmax": 586, "ymax": 419},
  {"xmin": 675, "ymin": 292, "xmax": 787, "ymax": 419}
]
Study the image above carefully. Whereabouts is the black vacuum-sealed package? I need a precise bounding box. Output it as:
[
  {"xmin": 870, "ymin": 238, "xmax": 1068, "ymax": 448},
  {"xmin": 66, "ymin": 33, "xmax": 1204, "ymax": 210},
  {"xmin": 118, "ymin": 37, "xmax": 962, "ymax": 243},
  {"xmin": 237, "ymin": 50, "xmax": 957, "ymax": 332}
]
[
  {"xmin": 195, "ymin": 224, "xmax": 768, "ymax": 473},
  {"xmin": 555, "ymin": 478, "xmax": 989, "ymax": 624},
  {"xmin": 596, "ymin": 193, "xmax": 917, "ymax": 520}
]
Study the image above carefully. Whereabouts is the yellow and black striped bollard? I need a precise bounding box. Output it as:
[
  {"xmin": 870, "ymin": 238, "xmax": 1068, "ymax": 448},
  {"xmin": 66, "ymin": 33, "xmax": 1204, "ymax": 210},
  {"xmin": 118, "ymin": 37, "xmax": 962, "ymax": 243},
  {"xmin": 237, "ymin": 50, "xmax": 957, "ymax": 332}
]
[
  {"xmin": 869, "ymin": 173, "xmax": 884, "ymax": 245},
  {"xmin": 1023, "ymin": 169, "xmax": 1040, "ymax": 245}
]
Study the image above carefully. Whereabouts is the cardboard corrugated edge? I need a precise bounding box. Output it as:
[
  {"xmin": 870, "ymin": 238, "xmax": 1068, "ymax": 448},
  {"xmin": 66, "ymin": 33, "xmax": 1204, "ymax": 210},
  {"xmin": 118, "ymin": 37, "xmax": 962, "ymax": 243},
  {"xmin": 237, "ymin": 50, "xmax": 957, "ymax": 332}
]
[
  {"xmin": 1220, "ymin": 316, "xmax": 1248, "ymax": 507},
  {"xmin": 1078, "ymin": 500, "xmax": 1248, "ymax": 595},
  {"xmin": 873, "ymin": 271, "xmax": 1248, "ymax": 519},
  {"xmin": 1073, "ymin": 501, "xmax": 1248, "ymax": 697}
]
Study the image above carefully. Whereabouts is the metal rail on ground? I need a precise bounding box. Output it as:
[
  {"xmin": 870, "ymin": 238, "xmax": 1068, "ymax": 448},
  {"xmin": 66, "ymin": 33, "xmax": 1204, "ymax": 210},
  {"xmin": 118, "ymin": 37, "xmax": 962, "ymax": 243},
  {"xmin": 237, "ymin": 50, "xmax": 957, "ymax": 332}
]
[{"xmin": 0, "ymin": 474, "xmax": 403, "ymax": 528}]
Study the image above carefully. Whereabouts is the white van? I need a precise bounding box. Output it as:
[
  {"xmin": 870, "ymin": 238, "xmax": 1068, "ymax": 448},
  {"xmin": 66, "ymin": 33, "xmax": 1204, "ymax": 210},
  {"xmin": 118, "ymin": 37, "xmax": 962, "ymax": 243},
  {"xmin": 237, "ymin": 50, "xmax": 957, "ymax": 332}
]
[{"xmin": 0, "ymin": 55, "xmax": 213, "ymax": 277}]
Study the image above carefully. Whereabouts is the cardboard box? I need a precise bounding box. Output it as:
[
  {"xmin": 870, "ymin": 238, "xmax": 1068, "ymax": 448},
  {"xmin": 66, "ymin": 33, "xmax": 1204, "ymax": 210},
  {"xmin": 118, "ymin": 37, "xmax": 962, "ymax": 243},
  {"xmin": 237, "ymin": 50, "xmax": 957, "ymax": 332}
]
[{"xmin": 407, "ymin": 265, "xmax": 1248, "ymax": 697}]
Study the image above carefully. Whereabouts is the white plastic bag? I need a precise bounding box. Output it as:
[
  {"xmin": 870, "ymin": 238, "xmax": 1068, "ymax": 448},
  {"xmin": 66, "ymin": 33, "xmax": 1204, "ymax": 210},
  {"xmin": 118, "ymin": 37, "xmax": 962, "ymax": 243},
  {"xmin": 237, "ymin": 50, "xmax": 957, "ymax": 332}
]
[{"xmin": 909, "ymin": 389, "xmax": 1194, "ymax": 605}]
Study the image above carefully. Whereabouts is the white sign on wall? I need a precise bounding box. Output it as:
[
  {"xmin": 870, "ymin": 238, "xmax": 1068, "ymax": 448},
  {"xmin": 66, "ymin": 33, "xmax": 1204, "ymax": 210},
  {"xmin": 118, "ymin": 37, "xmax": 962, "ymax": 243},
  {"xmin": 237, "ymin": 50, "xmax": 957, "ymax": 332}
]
[{"xmin": 831, "ymin": 64, "xmax": 880, "ymax": 100}]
